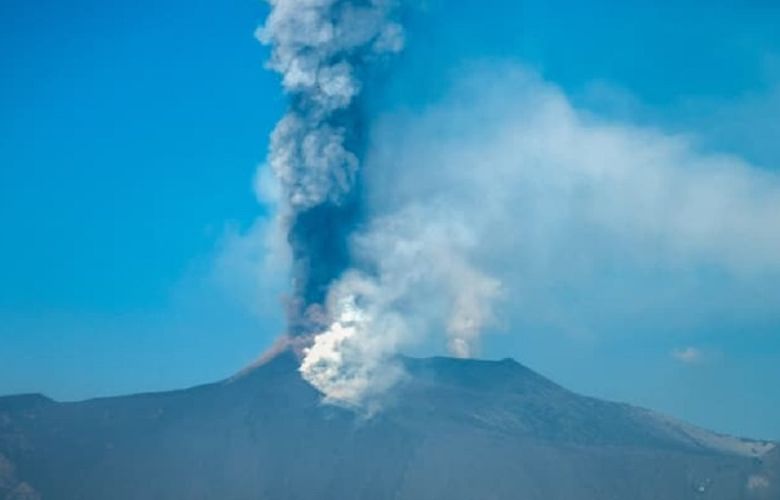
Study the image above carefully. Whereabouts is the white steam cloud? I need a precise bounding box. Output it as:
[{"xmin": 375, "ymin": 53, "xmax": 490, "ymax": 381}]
[
  {"xmin": 362, "ymin": 65, "xmax": 780, "ymax": 344},
  {"xmin": 299, "ymin": 270, "xmax": 409, "ymax": 411},
  {"xmin": 301, "ymin": 207, "xmax": 502, "ymax": 407},
  {"xmin": 369, "ymin": 67, "xmax": 780, "ymax": 274}
]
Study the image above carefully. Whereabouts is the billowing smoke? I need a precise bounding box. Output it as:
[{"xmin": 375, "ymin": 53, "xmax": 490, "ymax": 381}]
[
  {"xmin": 257, "ymin": 0, "xmax": 404, "ymax": 337},
  {"xmin": 300, "ymin": 207, "xmax": 501, "ymax": 409},
  {"xmin": 257, "ymin": 0, "xmax": 501, "ymax": 408}
]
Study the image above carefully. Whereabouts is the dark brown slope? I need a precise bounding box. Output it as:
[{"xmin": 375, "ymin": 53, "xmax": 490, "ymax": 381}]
[{"xmin": 0, "ymin": 352, "xmax": 776, "ymax": 500}]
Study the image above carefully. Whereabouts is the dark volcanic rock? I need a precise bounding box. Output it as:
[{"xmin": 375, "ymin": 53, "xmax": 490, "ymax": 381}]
[{"xmin": 0, "ymin": 352, "xmax": 776, "ymax": 499}]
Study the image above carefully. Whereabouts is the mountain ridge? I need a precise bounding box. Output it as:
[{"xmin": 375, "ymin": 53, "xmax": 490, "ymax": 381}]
[{"xmin": 0, "ymin": 351, "xmax": 776, "ymax": 499}]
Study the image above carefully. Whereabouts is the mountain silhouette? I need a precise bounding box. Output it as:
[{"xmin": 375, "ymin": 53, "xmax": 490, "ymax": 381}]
[{"xmin": 0, "ymin": 351, "xmax": 776, "ymax": 499}]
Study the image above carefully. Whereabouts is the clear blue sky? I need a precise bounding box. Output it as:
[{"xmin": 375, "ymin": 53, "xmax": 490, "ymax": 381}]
[{"xmin": 2, "ymin": 0, "xmax": 779, "ymax": 439}]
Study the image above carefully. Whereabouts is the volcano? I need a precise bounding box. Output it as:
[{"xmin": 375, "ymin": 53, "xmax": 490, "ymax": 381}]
[{"xmin": 0, "ymin": 351, "xmax": 776, "ymax": 499}]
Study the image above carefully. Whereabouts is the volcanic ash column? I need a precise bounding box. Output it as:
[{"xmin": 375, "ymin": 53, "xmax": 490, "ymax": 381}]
[
  {"xmin": 258, "ymin": 1, "xmax": 500, "ymax": 410},
  {"xmin": 258, "ymin": 0, "xmax": 404, "ymax": 337},
  {"xmin": 257, "ymin": 0, "xmax": 406, "ymax": 406}
]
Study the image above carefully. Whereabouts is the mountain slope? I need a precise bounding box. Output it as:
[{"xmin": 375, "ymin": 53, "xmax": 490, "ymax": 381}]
[{"xmin": 0, "ymin": 352, "xmax": 776, "ymax": 500}]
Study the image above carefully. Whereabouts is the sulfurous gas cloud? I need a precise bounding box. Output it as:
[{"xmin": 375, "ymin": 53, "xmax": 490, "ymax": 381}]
[{"xmin": 257, "ymin": 0, "xmax": 500, "ymax": 409}]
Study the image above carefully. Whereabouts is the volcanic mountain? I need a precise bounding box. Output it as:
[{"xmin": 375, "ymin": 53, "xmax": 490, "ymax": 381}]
[{"xmin": 0, "ymin": 350, "xmax": 776, "ymax": 499}]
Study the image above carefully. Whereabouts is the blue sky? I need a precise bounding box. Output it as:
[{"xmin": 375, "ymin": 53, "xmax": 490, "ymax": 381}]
[{"xmin": 2, "ymin": 0, "xmax": 780, "ymax": 439}]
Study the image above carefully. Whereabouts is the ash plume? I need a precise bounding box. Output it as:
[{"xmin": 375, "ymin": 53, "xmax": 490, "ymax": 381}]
[
  {"xmin": 258, "ymin": 0, "xmax": 502, "ymax": 409},
  {"xmin": 258, "ymin": 0, "xmax": 404, "ymax": 337},
  {"xmin": 257, "ymin": 0, "xmax": 416, "ymax": 407}
]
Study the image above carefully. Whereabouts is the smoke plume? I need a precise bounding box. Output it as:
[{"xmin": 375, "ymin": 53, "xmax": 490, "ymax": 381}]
[
  {"xmin": 258, "ymin": 0, "xmax": 404, "ymax": 336},
  {"xmin": 258, "ymin": 0, "xmax": 501, "ymax": 408},
  {"xmin": 258, "ymin": 0, "xmax": 495, "ymax": 406}
]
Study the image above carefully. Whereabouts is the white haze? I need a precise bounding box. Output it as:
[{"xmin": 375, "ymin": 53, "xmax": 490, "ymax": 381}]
[
  {"xmin": 230, "ymin": 63, "xmax": 780, "ymax": 409},
  {"xmin": 365, "ymin": 66, "xmax": 780, "ymax": 277}
]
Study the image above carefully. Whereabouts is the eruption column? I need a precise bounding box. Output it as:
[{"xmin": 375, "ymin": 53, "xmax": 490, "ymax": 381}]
[
  {"xmin": 260, "ymin": 0, "xmax": 499, "ymax": 409},
  {"xmin": 258, "ymin": 0, "xmax": 404, "ymax": 336}
]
